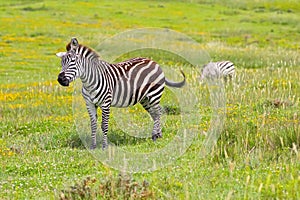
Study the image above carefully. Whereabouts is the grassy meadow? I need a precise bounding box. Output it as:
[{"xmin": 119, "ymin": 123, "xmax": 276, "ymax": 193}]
[{"xmin": 1, "ymin": 0, "xmax": 300, "ymax": 199}]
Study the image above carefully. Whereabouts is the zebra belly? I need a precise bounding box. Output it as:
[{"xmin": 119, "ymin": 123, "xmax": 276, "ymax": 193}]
[{"xmin": 110, "ymin": 82, "xmax": 146, "ymax": 108}]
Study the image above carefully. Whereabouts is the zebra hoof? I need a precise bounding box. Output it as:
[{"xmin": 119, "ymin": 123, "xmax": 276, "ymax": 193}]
[
  {"xmin": 90, "ymin": 145, "xmax": 96, "ymax": 150},
  {"xmin": 152, "ymin": 133, "xmax": 161, "ymax": 141},
  {"xmin": 152, "ymin": 135, "xmax": 157, "ymax": 141},
  {"xmin": 102, "ymin": 144, "xmax": 108, "ymax": 150},
  {"xmin": 157, "ymin": 132, "xmax": 162, "ymax": 138}
]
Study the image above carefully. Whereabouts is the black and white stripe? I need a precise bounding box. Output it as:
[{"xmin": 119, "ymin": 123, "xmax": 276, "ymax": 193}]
[
  {"xmin": 200, "ymin": 61, "xmax": 235, "ymax": 80},
  {"xmin": 56, "ymin": 38, "xmax": 185, "ymax": 149}
]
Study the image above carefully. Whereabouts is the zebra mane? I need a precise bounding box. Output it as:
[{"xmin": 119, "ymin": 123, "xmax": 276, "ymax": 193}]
[{"xmin": 66, "ymin": 42, "xmax": 100, "ymax": 60}]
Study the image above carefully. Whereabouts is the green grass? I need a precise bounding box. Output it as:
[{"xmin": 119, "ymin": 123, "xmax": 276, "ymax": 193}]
[{"xmin": 1, "ymin": 0, "xmax": 300, "ymax": 199}]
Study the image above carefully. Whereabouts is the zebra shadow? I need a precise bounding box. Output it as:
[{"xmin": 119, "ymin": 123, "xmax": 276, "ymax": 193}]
[
  {"xmin": 77, "ymin": 130, "xmax": 149, "ymax": 148},
  {"xmin": 107, "ymin": 129, "xmax": 149, "ymax": 146}
]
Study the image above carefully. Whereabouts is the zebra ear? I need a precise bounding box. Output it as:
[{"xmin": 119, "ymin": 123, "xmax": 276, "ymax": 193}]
[
  {"xmin": 70, "ymin": 37, "xmax": 79, "ymax": 50},
  {"xmin": 56, "ymin": 52, "xmax": 66, "ymax": 58}
]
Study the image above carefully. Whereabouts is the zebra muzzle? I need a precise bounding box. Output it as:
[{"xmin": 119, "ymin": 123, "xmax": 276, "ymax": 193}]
[{"xmin": 57, "ymin": 72, "xmax": 70, "ymax": 86}]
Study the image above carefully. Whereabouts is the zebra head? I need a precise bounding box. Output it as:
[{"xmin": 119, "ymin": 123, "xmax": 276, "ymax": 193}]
[
  {"xmin": 200, "ymin": 62, "xmax": 221, "ymax": 80},
  {"xmin": 56, "ymin": 38, "xmax": 80, "ymax": 87}
]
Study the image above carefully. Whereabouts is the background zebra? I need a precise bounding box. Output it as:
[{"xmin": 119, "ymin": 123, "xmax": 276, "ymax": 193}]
[
  {"xmin": 56, "ymin": 38, "xmax": 186, "ymax": 149},
  {"xmin": 200, "ymin": 61, "xmax": 235, "ymax": 81}
]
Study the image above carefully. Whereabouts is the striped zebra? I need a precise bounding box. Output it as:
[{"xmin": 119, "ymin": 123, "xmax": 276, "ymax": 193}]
[
  {"xmin": 200, "ymin": 61, "xmax": 235, "ymax": 81},
  {"xmin": 56, "ymin": 38, "xmax": 186, "ymax": 150}
]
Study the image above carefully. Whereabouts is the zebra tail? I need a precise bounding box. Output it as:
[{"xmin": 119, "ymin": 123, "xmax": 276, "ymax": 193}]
[{"xmin": 165, "ymin": 70, "xmax": 186, "ymax": 88}]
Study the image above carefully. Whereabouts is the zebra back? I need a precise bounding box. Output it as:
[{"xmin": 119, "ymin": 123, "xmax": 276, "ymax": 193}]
[{"xmin": 216, "ymin": 61, "xmax": 235, "ymax": 77}]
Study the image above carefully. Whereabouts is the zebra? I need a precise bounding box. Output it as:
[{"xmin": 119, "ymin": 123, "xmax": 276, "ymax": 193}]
[
  {"xmin": 200, "ymin": 61, "xmax": 235, "ymax": 81},
  {"xmin": 56, "ymin": 38, "xmax": 186, "ymax": 150}
]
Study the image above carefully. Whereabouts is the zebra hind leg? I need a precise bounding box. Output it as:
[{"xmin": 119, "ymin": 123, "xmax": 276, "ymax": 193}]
[
  {"xmin": 150, "ymin": 105, "xmax": 163, "ymax": 141},
  {"xmin": 141, "ymin": 101, "xmax": 163, "ymax": 141}
]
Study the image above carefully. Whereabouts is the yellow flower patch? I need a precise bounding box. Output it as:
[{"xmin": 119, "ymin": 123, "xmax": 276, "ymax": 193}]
[{"xmin": 0, "ymin": 148, "xmax": 14, "ymax": 157}]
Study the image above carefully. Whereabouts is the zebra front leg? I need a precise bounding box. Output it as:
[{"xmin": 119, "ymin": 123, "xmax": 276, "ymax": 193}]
[
  {"xmin": 101, "ymin": 106, "xmax": 110, "ymax": 149},
  {"xmin": 86, "ymin": 103, "xmax": 98, "ymax": 150}
]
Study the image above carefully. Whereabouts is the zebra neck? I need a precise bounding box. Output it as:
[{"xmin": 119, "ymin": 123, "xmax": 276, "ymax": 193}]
[{"xmin": 80, "ymin": 59, "xmax": 108, "ymax": 90}]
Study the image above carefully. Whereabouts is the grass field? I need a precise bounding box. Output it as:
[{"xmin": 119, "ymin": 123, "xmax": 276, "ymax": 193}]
[{"xmin": 1, "ymin": 0, "xmax": 300, "ymax": 199}]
